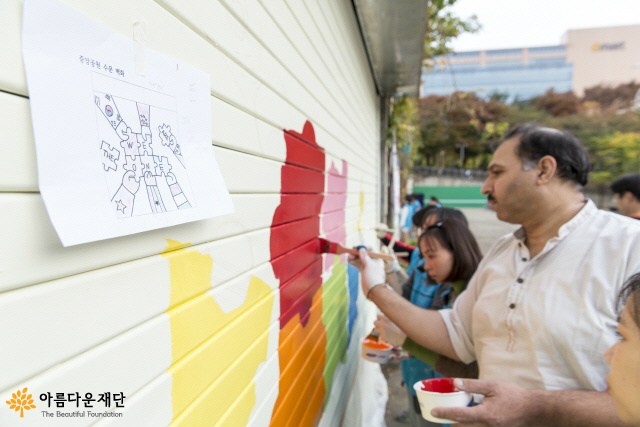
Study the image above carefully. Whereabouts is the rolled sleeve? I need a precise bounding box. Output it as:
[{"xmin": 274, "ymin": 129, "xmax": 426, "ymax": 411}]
[
  {"xmin": 440, "ymin": 305, "xmax": 476, "ymax": 364},
  {"xmin": 438, "ymin": 271, "xmax": 483, "ymax": 364}
]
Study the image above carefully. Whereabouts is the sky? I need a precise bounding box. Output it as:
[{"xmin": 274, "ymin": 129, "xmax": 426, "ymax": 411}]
[{"xmin": 448, "ymin": 0, "xmax": 640, "ymax": 52}]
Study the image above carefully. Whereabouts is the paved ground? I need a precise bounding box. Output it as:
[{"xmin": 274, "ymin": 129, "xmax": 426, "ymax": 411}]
[{"xmin": 382, "ymin": 207, "xmax": 518, "ymax": 427}]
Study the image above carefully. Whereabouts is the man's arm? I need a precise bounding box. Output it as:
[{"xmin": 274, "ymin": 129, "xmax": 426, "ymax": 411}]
[
  {"xmin": 368, "ymin": 284, "xmax": 460, "ymax": 360},
  {"xmin": 432, "ymin": 379, "xmax": 631, "ymax": 427}
]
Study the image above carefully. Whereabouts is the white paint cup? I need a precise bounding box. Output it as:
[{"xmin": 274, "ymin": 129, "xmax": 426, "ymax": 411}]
[
  {"xmin": 413, "ymin": 378, "xmax": 473, "ymax": 424},
  {"xmin": 361, "ymin": 337, "xmax": 392, "ymax": 363}
]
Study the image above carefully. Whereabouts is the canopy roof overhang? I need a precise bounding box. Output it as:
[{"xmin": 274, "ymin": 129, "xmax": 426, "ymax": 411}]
[{"xmin": 353, "ymin": 0, "xmax": 429, "ymax": 97}]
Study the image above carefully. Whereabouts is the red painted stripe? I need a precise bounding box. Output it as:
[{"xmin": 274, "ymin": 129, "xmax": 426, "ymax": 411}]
[
  {"xmin": 279, "ymin": 259, "xmax": 323, "ymax": 321},
  {"xmin": 270, "ymin": 239, "xmax": 320, "ymax": 285},
  {"xmin": 269, "ymin": 217, "xmax": 319, "ymax": 259},
  {"xmin": 271, "ymin": 194, "xmax": 324, "ymax": 226},
  {"xmin": 280, "ymin": 164, "xmax": 324, "ymax": 194},
  {"xmin": 281, "ymin": 274, "xmax": 323, "ymax": 327},
  {"xmin": 282, "ymin": 131, "xmax": 325, "ymax": 172}
]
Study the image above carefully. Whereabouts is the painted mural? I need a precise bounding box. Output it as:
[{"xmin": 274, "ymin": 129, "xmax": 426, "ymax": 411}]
[{"xmin": 269, "ymin": 121, "xmax": 355, "ymax": 427}]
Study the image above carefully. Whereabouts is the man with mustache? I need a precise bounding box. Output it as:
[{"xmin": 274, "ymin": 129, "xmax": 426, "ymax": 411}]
[{"xmin": 352, "ymin": 124, "xmax": 640, "ymax": 426}]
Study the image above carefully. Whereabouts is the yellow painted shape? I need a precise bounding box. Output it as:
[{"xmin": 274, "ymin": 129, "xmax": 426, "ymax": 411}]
[
  {"xmin": 171, "ymin": 328, "xmax": 271, "ymax": 427},
  {"xmin": 162, "ymin": 240, "xmax": 213, "ymax": 308},
  {"xmin": 163, "ymin": 240, "xmax": 274, "ymax": 427},
  {"xmin": 168, "ymin": 277, "xmax": 274, "ymax": 418},
  {"xmin": 212, "ymin": 379, "xmax": 258, "ymax": 427},
  {"xmin": 168, "ymin": 276, "xmax": 271, "ymax": 363},
  {"xmin": 164, "ymin": 239, "xmax": 192, "ymax": 251}
]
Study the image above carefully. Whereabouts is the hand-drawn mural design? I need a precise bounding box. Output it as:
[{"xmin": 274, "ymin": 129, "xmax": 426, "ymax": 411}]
[{"xmin": 93, "ymin": 89, "xmax": 192, "ymax": 218}]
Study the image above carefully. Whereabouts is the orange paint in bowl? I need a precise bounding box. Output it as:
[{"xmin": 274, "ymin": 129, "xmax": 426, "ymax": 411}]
[
  {"xmin": 362, "ymin": 339, "xmax": 392, "ymax": 350},
  {"xmin": 361, "ymin": 337, "xmax": 392, "ymax": 363}
]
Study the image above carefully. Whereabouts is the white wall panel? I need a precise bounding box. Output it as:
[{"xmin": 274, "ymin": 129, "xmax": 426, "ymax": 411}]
[
  {"xmin": 0, "ymin": 193, "xmax": 280, "ymax": 290},
  {"xmin": 257, "ymin": 0, "xmax": 378, "ymax": 156},
  {"xmin": 0, "ymin": 0, "xmax": 25, "ymax": 95},
  {"xmin": 218, "ymin": 0, "xmax": 374, "ymax": 152},
  {"xmin": 0, "ymin": 91, "xmax": 37, "ymax": 192},
  {"xmin": 154, "ymin": 0, "xmax": 368, "ymax": 159}
]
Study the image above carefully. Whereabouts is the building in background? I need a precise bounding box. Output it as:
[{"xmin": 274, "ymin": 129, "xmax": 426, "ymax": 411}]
[{"xmin": 421, "ymin": 24, "xmax": 640, "ymax": 101}]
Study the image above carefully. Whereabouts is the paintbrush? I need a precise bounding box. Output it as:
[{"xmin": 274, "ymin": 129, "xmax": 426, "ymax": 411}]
[{"xmin": 318, "ymin": 238, "xmax": 395, "ymax": 261}]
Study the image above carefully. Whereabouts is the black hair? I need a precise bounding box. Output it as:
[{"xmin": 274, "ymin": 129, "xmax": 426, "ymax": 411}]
[
  {"xmin": 412, "ymin": 205, "xmax": 438, "ymax": 227},
  {"xmin": 418, "ymin": 218, "xmax": 482, "ymax": 283},
  {"xmin": 421, "ymin": 207, "xmax": 468, "ymax": 229},
  {"xmin": 617, "ymin": 272, "xmax": 640, "ymax": 330},
  {"xmin": 499, "ymin": 124, "xmax": 590, "ymax": 187},
  {"xmin": 610, "ymin": 174, "xmax": 640, "ymax": 201}
]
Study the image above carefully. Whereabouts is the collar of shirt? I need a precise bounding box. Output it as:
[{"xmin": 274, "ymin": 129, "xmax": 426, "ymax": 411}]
[{"xmin": 511, "ymin": 199, "xmax": 596, "ymax": 258}]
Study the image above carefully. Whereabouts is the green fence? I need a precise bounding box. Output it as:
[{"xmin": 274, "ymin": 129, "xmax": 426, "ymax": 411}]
[{"xmin": 414, "ymin": 186, "xmax": 486, "ymax": 208}]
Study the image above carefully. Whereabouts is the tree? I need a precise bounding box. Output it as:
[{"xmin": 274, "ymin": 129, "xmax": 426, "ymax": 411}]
[
  {"xmin": 386, "ymin": 0, "xmax": 480, "ymax": 193},
  {"xmin": 388, "ymin": 96, "xmax": 421, "ymax": 192},
  {"xmin": 531, "ymin": 89, "xmax": 581, "ymax": 117},
  {"xmin": 582, "ymin": 81, "xmax": 640, "ymax": 111},
  {"xmin": 424, "ymin": 0, "xmax": 481, "ymax": 59},
  {"xmin": 415, "ymin": 92, "xmax": 508, "ymax": 169},
  {"xmin": 589, "ymin": 131, "xmax": 640, "ymax": 184}
]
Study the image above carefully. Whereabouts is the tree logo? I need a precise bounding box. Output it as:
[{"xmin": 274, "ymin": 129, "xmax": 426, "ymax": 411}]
[{"xmin": 5, "ymin": 387, "xmax": 36, "ymax": 418}]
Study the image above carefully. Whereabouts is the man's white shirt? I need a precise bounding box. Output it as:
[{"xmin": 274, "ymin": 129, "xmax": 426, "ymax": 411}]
[{"xmin": 440, "ymin": 200, "xmax": 640, "ymax": 391}]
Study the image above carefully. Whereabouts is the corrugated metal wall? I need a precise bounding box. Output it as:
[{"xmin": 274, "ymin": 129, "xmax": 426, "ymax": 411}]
[{"xmin": 0, "ymin": 0, "xmax": 382, "ymax": 426}]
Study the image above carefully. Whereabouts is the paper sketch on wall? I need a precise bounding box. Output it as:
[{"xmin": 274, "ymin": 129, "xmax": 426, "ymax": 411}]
[
  {"xmin": 21, "ymin": 0, "xmax": 233, "ymax": 246},
  {"xmin": 93, "ymin": 85, "xmax": 192, "ymax": 218}
]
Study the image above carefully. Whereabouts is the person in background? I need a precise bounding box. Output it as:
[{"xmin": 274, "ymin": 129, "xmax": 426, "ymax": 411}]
[
  {"xmin": 400, "ymin": 194, "xmax": 416, "ymax": 243},
  {"xmin": 610, "ymin": 173, "xmax": 640, "ymax": 219},
  {"xmin": 376, "ymin": 218, "xmax": 482, "ymax": 427},
  {"xmin": 386, "ymin": 208, "xmax": 469, "ymax": 294},
  {"xmin": 382, "ymin": 210, "xmax": 474, "ymax": 427},
  {"xmin": 411, "ymin": 194, "xmax": 423, "ymax": 228},
  {"xmin": 605, "ymin": 272, "xmax": 640, "ymax": 427},
  {"xmin": 352, "ymin": 124, "xmax": 640, "ymax": 426},
  {"xmin": 428, "ymin": 196, "xmax": 442, "ymax": 207},
  {"xmin": 412, "ymin": 205, "xmax": 436, "ymax": 233},
  {"xmin": 376, "ymin": 222, "xmax": 416, "ymax": 264}
]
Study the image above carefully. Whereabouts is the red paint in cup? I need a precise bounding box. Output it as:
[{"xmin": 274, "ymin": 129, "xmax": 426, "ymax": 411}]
[{"xmin": 420, "ymin": 378, "xmax": 457, "ymax": 393}]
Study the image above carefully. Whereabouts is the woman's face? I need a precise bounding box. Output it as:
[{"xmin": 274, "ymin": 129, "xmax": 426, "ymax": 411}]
[
  {"xmin": 419, "ymin": 236, "xmax": 453, "ymax": 284},
  {"xmin": 604, "ymin": 299, "xmax": 640, "ymax": 426}
]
